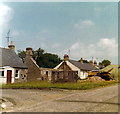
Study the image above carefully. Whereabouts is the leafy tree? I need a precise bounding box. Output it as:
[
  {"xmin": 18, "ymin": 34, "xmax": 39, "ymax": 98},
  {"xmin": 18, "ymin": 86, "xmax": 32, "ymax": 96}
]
[
  {"xmin": 99, "ymin": 59, "xmax": 111, "ymax": 67},
  {"xmin": 78, "ymin": 58, "xmax": 89, "ymax": 63},
  {"xmin": 17, "ymin": 50, "xmax": 26, "ymax": 61},
  {"xmin": 83, "ymin": 60, "xmax": 89, "ymax": 63},
  {"xmin": 18, "ymin": 48, "xmax": 61, "ymax": 68}
]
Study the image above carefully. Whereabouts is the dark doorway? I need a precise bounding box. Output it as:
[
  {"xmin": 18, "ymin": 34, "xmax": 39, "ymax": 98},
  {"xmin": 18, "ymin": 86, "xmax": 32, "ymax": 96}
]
[{"xmin": 7, "ymin": 70, "xmax": 12, "ymax": 84}]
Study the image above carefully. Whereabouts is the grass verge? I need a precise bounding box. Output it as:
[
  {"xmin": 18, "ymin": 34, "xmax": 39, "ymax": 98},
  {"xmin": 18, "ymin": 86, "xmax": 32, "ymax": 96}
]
[{"xmin": 1, "ymin": 80, "xmax": 118, "ymax": 90}]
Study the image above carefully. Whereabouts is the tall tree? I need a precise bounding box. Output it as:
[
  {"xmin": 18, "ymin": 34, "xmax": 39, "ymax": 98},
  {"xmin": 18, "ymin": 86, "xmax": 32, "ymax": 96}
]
[
  {"xmin": 17, "ymin": 50, "xmax": 26, "ymax": 61},
  {"xmin": 99, "ymin": 59, "xmax": 111, "ymax": 68},
  {"xmin": 18, "ymin": 48, "xmax": 61, "ymax": 68}
]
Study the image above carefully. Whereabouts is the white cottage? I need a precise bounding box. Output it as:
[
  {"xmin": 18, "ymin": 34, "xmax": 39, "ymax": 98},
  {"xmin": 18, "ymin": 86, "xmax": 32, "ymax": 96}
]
[
  {"xmin": 54, "ymin": 55, "xmax": 98, "ymax": 79},
  {"xmin": 0, "ymin": 43, "xmax": 28, "ymax": 84}
]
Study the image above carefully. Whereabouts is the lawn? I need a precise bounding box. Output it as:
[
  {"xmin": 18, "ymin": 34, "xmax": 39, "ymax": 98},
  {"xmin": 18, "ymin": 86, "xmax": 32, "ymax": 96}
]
[{"xmin": 1, "ymin": 80, "xmax": 118, "ymax": 90}]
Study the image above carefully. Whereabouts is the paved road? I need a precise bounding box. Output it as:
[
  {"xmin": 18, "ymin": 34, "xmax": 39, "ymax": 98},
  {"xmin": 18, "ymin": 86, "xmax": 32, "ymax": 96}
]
[{"xmin": 1, "ymin": 85, "xmax": 119, "ymax": 112}]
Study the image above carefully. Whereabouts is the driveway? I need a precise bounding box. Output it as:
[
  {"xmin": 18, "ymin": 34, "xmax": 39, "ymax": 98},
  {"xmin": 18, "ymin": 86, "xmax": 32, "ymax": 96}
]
[{"xmin": 1, "ymin": 85, "xmax": 119, "ymax": 112}]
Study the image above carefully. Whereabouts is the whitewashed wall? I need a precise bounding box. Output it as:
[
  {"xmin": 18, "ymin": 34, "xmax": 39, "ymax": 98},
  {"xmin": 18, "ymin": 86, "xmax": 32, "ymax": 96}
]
[{"xmin": 0, "ymin": 66, "xmax": 15, "ymax": 84}]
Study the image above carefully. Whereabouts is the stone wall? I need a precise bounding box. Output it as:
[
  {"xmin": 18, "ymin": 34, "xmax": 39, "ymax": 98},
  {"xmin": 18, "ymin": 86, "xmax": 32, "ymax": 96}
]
[
  {"xmin": 14, "ymin": 69, "xmax": 28, "ymax": 83},
  {"xmin": 57, "ymin": 61, "xmax": 71, "ymax": 70},
  {"xmin": 25, "ymin": 57, "xmax": 41, "ymax": 82},
  {"xmin": 24, "ymin": 48, "xmax": 41, "ymax": 82},
  {"xmin": 51, "ymin": 70, "xmax": 78, "ymax": 83}
]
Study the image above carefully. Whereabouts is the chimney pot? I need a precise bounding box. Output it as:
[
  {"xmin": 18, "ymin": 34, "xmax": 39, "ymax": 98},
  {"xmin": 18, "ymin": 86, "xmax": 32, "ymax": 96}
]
[
  {"xmin": 8, "ymin": 41, "xmax": 15, "ymax": 51},
  {"xmin": 79, "ymin": 58, "xmax": 83, "ymax": 63},
  {"xmin": 26, "ymin": 47, "xmax": 33, "ymax": 57},
  {"xmin": 64, "ymin": 54, "xmax": 69, "ymax": 61}
]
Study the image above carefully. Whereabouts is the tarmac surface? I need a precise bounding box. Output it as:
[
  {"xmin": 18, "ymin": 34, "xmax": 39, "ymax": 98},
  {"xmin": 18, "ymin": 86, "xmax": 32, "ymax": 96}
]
[{"xmin": 1, "ymin": 85, "xmax": 119, "ymax": 112}]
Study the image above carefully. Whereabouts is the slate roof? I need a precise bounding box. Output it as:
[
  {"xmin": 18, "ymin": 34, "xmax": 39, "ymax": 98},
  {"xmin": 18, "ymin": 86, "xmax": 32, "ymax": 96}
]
[
  {"xmin": 69, "ymin": 59, "xmax": 98, "ymax": 71},
  {"xmin": 0, "ymin": 47, "xmax": 27, "ymax": 69}
]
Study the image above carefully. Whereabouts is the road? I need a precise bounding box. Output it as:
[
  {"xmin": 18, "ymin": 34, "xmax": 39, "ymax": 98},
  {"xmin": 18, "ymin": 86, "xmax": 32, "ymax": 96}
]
[{"xmin": 1, "ymin": 85, "xmax": 119, "ymax": 112}]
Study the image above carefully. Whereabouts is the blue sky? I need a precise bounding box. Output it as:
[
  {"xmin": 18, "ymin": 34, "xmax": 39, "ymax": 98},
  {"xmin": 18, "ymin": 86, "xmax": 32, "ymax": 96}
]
[{"xmin": 0, "ymin": 2, "xmax": 118, "ymax": 64}]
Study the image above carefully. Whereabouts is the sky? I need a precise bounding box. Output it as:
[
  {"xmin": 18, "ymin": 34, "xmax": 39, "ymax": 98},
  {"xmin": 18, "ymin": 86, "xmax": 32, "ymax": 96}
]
[{"xmin": 0, "ymin": 2, "xmax": 118, "ymax": 64}]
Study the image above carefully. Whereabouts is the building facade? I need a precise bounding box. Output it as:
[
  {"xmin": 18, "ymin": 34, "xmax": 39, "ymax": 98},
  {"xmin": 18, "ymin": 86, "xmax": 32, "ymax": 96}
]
[
  {"xmin": 0, "ymin": 43, "xmax": 28, "ymax": 84},
  {"xmin": 54, "ymin": 55, "xmax": 98, "ymax": 79}
]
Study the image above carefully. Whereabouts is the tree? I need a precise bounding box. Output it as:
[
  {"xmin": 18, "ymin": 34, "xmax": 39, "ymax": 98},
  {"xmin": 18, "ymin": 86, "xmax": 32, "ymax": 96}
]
[
  {"xmin": 17, "ymin": 50, "xmax": 26, "ymax": 61},
  {"xmin": 78, "ymin": 58, "xmax": 89, "ymax": 63},
  {"xmin": 18, "ymin": 48, "xmax": 61, "ymax": 68},
  {"xmin": 40, "ymin": 53, "xmax": 61, "ymax": 68},
  {"xmin": 99, "ymin": 59, "xmax": 111, "ymax": 68}
]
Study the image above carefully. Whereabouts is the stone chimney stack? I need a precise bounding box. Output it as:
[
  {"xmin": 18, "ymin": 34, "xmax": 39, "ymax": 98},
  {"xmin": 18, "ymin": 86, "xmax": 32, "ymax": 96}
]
[
  {"xmin": 8, "ymin": 41, "xmax": 15, "ymax": 51},
  {"xmin": 94, "ymin": 61, "xmax": 97, "ymax": 67},
  {"xmin": 64, "ymin": 54, "xmax": 69, "ymax": 61},
  {"xmin": 79, "ymin": 58, "xmax": 83, "ymax": 63},
  {"xmin": 26, "ymin": 47, "xmax": 33, "ymax": 57},
  {"xmin": 89, "ymin": 60, "xmax": 94, "ymax": 66}
]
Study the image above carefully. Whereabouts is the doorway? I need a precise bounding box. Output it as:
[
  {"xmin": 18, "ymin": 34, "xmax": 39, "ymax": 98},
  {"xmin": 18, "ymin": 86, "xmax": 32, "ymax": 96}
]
[{"xmin": 7, "ymin": 70, "xmax": 12, "ymax": 83}]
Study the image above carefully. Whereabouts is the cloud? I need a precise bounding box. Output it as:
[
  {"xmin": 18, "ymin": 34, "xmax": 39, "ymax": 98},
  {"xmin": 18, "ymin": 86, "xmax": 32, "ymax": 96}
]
[
  {"xmin": 0, "ymin": 3, "xmax": 13, "ymax": 46},
  {"xmin": 97, "ymin": 38, "xmax": 118, "ymax": 57},
  {"xmin": 98, "ymin": 38, "xmax": 117, "ymax": 49},
  {"xmin": 0, "ymin": 3, "xmax": 13, "ymax": 29},
  {"xmin": 74, "ymin": 20, "xmax": 95, "ymax": 29},
  {"xmin": 60, "ymin": 38, "xmax": 118, "ymax": 62}
]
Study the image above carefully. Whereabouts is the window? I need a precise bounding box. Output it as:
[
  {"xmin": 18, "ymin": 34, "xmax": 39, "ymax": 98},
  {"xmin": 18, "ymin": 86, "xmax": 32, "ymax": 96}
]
[
  {"xmin": 46, "ymin": 71, "xmax": 48, "ymax": 75},
  {"xmin": 0, "ymin": 71, "xmax": 4, "ymax": 77},
  {"xmin": 15, "ymin": 70, "xmax": 19, "ymax": 78}
]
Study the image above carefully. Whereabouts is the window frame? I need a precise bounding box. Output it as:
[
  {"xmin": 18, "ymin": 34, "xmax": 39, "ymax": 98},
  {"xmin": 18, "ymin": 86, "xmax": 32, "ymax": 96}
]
[
  {"xmin": 15, "ymin": 69, "xmax": 19, "ymax": 78},
  {"xmin": 0, "ymin": 70, "xmax": 4, "ymax": 77}
]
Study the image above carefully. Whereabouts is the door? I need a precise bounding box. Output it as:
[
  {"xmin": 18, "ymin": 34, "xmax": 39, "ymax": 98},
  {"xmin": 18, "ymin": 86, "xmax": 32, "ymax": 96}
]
[{"xmin": 7, "ymin": 70, "xmax": 12, "ymax": 84}]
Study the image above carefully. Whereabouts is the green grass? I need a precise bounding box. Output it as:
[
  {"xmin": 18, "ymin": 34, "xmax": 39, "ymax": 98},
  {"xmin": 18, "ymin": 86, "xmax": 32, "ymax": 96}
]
[{"xmin": 1, "ymin": 80, "xmax": 118, "ymax": 90}]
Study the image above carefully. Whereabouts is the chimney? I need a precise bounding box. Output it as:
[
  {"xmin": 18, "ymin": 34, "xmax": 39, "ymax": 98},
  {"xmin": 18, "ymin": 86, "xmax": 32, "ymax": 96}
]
[
  {"xmin": 94, "ymin": 61, "xmax": 97, "ymax": 67},
  {"xmin": 79, "ymin": 58, "xmax": 83, "ymax": 63},
  {"xmin": 26, "ymin": 47, "xmax": 33, "ymax": 57},
  {"xmin": 63, "ymin": 54, "xmax": 69, "ymax": 61},
  {"xmin": 8, "ymin": 41, "xmax": 15, "ymax": 51},
  {"xmin": 89, "ymin": 60, "xmax": 94, "ymax": 66}
]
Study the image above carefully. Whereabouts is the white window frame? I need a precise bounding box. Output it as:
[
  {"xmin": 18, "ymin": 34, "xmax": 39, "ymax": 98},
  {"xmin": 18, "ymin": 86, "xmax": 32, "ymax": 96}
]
[
  {"xmin": 0, "ymin": 70, "xmax": 4, "ymax": 77},
  {"xmin": 0, "ymin": 68, "xmax": 5, "ymax": 77},
  {"xmin": 15, "ymin": 69, "xmax": 19, "ymax": 79}
]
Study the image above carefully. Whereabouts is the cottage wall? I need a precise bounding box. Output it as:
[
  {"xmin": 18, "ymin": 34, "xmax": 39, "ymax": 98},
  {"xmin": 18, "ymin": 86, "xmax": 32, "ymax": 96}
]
[
  {"xmin": 54, "ymin": 61, "xmax": 89, "ymax": 79},
  {"xmin": 0, "ymin": 67, "xmax": 15, "ymax": 84},
  {"xmin": 40, "ymin": 69, "xmax": 52, "ymax": 81},
  {"xmin": 0, "ymin": 67, "xmax": 28, "ymax": 84},
  {"xmin": 14, "ymin": 69, "xmax": 28, "ymax": 83},
  {"xmin": 51, "ymin": 70, "xmax": 77, "ymax": 83},
  {"xmin": 57, "ymin": 62, "xmax": 71, "ymax": 70},
  {"xmin": 25, "ymin": 57, "xmax": 41, "ymax": 82}
]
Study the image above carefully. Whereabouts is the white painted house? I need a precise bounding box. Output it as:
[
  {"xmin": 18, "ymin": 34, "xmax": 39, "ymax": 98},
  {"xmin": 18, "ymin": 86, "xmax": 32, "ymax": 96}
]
[
  {"xmin": 0, "ymin": 43, "xmax": 28, "ymax": 84},
  {"xmin": 54, "ymin": 55, "xmax": 98, "ymax": 79}
]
